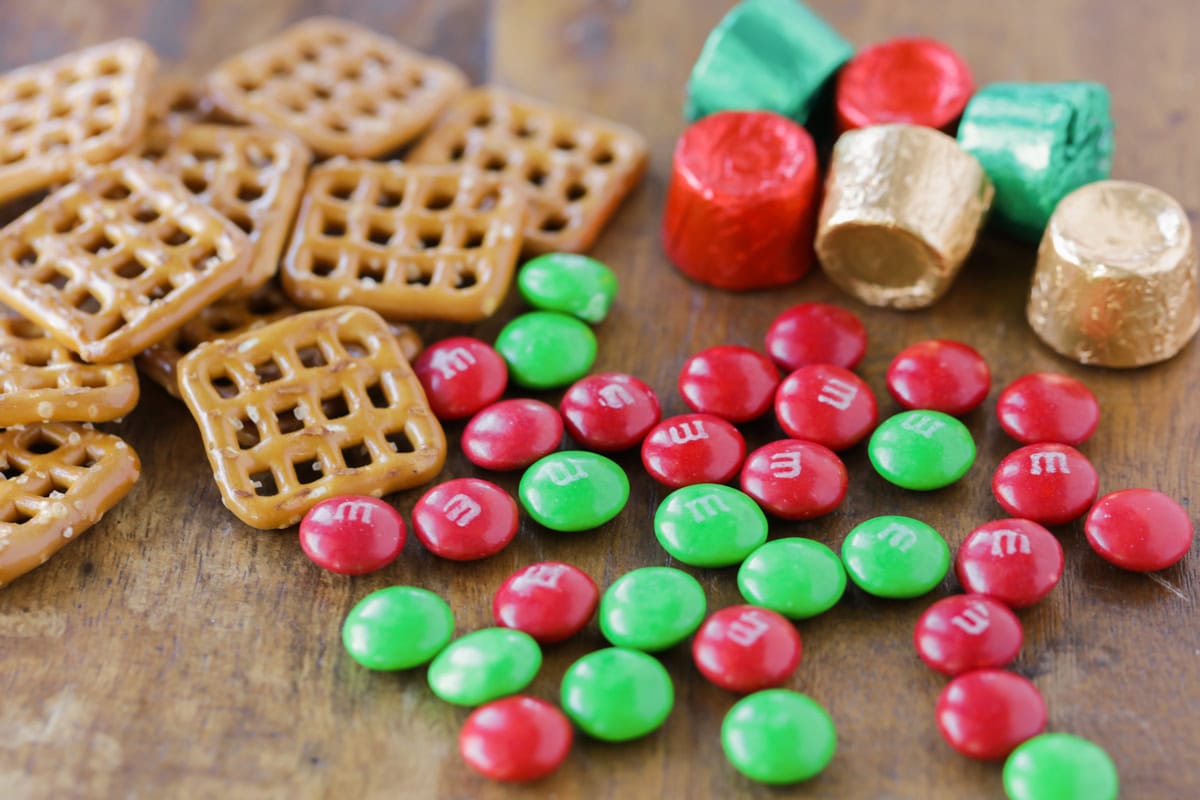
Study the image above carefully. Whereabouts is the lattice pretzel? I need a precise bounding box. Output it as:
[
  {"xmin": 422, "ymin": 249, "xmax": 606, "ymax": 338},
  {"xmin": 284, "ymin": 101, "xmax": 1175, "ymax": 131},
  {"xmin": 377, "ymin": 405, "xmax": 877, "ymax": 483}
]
[
  {"xmin": 207, "ymin": 17, "xmax": 467, "ymax": 158},
  {"xmin": 0, "ymin": 158, "xmax": 251, "ymax": 363},
  {"xmin": 137, "ymin": 281, "xmax": 423, "ymax": 398},
  {"xmin": 177, "ymin": 306, "xmax": 445, "ymax": 529},
  {"xmin": 148, "ymin": 123, "xmax": 312, "ymax": 296},
  {"xmin": 0, "ymin": 315, "xmax": 138, "ymax": 425},
  {"xmin": 0, "ymin": 39, "xmax": 157, "ymax": 205},
  {"xmin": 282, "ymin": 162, "xmax": 526, "ymax": 322},
  {"xmin": 140, "ymin": 76, "xmax": 221, "ymax": 158},
  {"xmin": 0, "ymin": 422, "xmax": 140, "ymax": 587},
  {"xmin": 406, "ymin": 86, "xmax": 648, "ymax": 253}
]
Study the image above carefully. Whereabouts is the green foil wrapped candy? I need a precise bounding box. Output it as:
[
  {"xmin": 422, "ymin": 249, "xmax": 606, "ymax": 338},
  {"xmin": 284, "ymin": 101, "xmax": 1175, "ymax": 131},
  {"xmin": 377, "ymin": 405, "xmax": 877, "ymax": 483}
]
[
  {"xmin": 685, "ymin": 0, "xmax": 853, "ymax": 125},
  {"xmin": 957, "ymin": 81, "xmax": 1113, "ymax": 241}
]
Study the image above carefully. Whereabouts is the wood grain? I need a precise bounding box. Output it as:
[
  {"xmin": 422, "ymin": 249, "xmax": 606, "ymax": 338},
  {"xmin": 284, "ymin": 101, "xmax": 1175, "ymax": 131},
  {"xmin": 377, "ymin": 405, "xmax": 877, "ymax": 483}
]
[{"xmin": 2, "ymin": 1, "xmax": 1198, "ymax": 798}]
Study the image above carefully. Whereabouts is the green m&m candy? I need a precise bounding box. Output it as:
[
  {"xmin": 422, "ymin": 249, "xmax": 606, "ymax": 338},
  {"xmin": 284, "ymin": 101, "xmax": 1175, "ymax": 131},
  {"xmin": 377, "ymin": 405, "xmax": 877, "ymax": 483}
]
[
  {"xmin": 721, "ymin": 690, "xmax": 837, "ymax": 784},
  {"xmin": 599, "ymin": 566, "xmax": 707, "ymax": 651},
  {"xmin": 738, "ymin": 538, "xmax": 846, "ymax": 619},
  {"xmin": 519, "ymin": 451, "xmax": 629, "ymax": 531},
  {"xmin": 427, "ymin": 628, "xmax": 542, "ymax": 707},
  {"xmin": 560, "ymin": 647, "xmax": 674, "ymax": 742},
  {"xmin": 654, "ymin": 484, "xmax": 768, "ymax": 567},
  {"xmin": 518, "ymin": 253, "xmax": 619, "ymax": 323},
  {"xmin": 841, "ymin": 516, "xmax": 950, "ymax": 599},
  {"xmin": 341, "ymin": 586, "xmax": 454, "ymax": 670},
  {"xmin": 495, "ymin": 311, "xmax": 597, "ymax": 389},
  {"xmin": 1003, "ymin": 733, "xmax": 1119, "ymax": 800},
  {"xmin": 868, "ymin": 410, "xmax": 976, "ymax": 490}
]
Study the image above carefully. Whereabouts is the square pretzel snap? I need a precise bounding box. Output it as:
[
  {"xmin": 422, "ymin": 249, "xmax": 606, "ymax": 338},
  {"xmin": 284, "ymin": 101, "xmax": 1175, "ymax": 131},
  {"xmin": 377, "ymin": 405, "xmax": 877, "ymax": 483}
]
[
  {"xmin": 176, "ymin": 305, "xmax": 446, "ymax": 530},
  {"xmin": 282, "ymin": 161, "xmax": 526, "ymax": 322}
]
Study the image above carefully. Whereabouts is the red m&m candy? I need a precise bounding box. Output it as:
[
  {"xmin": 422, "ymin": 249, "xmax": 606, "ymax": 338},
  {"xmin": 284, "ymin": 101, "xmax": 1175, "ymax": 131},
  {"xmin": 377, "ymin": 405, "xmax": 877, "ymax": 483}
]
[
  {"xmin": 914, "ymin": 595, "xmax": 1023, "ymax": 676},
  {"xmin": 299, "ymin": 496, "xmax": 405, "ymax": 575},
  {"xmin": 641, "ymin": 413, "xmax": 746, "ymax": 488},
  {"xmin": 935, "ymin": 670, "xmax": 1047, "ymax": 760},
  {"xmin": 692, "ymin": 605, "xmax": 801, "ymax": 693},
  {"xmin": 1085, "ymin": 489, "xmax": 1194, "ymax": 572},
  {"xmin": 774, "ymin": 365, "xmax": 878, "ymax": 451},
  {"xmin": 412, "ymin": 478, "xmax": 519, "ymax": 561},
  {"xmin": 463, "ymin": 399, "xmax": 563, "ymax": 471},
  {"xmin": 739, "ymin": 440, "xmax": 847, "ymax": 520},
  {"xmin": 992, "ymin": 444, "xmax": 1099, "ymax": 525},
  {"xmin": 678, "ymin": 345, "xmax": 780, "ymax": 423},
  {"xmin": 493, "ymin": 561, "xmax": 600, "ymax": 643},
  {"xmin": 459, "ymin": 696, "xmax": 573, "ymax": 782},
  {"xmin": 996, "ymin": 373, "xmax": 1100, "ymax": 445},
  {"xmin": 886, "ymin": 339, "xmax": 991, "ymax": 416},
  {"xmin": 413, "ymin": 337, "xmax": 508, "ymax": 420},
  {"xmin": 955, "ymin": 519, "xmax": 1064, "ymax": 608},
  {"xmin": 560, "ymin": 373, "xmax": 661, "ymax": 452},
  {"xmin": 765, "ymin": 302, "xmax": 868, "ymax": 372}
]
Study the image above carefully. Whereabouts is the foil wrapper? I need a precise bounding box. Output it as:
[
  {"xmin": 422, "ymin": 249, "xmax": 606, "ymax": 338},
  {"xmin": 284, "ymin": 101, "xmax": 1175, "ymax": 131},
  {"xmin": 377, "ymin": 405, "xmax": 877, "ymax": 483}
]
[
  {"xmin": 1027, "ymin": 180, "xmax": 1199, "ymax": 367},
  {"xmin": 815, "ymin": 124, "xmax": 994, "ymax": 309}
]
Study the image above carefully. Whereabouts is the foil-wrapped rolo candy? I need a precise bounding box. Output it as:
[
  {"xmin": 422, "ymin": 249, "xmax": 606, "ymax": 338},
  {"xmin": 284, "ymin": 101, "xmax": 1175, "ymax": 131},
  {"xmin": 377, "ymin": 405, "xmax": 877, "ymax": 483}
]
[
  {"xmin": 815, "ymin": 123, "xmax": 994, "ymax": 309},
  {"xmin": 1027, "ymin": 180, "xmax": 1199, "ymax": 368}
]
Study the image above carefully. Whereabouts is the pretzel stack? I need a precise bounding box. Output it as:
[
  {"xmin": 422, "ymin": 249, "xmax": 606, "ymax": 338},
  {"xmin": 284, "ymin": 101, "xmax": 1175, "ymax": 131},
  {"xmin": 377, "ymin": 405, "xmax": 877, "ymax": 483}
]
[{"xmin": 0, "ymin": 17, "xmax": 648, "ymax": 583}]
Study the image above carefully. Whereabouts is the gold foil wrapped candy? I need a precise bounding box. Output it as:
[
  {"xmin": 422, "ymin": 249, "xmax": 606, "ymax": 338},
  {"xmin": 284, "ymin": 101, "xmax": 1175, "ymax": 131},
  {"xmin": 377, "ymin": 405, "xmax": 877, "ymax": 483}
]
[
  {"xmin": 1028, "ymin": 180, "xmax": 1199, "ymax": 368},
  {"xmin": 816, "ymin": 123, "xmax": 994, "ymax": 309}
]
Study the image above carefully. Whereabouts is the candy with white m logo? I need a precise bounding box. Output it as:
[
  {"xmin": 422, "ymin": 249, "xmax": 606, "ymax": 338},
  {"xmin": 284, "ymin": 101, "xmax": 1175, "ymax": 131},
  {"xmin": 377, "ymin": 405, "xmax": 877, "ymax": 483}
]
[
  {"xmin": 413, "ymin": 336, "xmax": 507, "ymax": 420},
  {"xmin": 841, "ymin": 516, "xmax": 950, "ymax": 599},
  {"xmin": 775, "ymin": 364, "xmax": 877, "ymax": 451},
  {"xmin": 642, "ymin": 413, "xmax": 746, "ymax": 488},
  {"xmin": 868, "ymin": 409, "xmax": 975, "ymax": 491},
  {"xmin": 494, "ymin": 561, "xmax": 599, "ymax": 644},
  {"xmin": 412, "ymin": 478, "xmax": 518, "ymax": 561},
  {"xmin": 519, "ymin": 451, "xmax": 629, "ymax": 532},
  {"xmin": 299, "ymin": 495, "xmax": 405, "ymax": 575},
  {"xmin": 654, "ymin": 484, "xmax": 767, "ymax": 567},
  {"xmin": 693, "ymin": 605, "xmax": 801, "ymax": 693},
  {"xmin": 560, "ymin": 373, "xmax": 661, "ymax": 452},
  {"xmin": 915, "ymin": 595, "xmax": 1023, "ymax": 676},
  {"xmin": 739, "ymin": 440, "xmax": 848, "ymax": 520},
  {"xmin": 956, "ymin": 519, "xmax": 1063, "ymax": 608},
  {"xmin": 992, "ymin": 443, "xmax": 1097, "ymax": 525}
]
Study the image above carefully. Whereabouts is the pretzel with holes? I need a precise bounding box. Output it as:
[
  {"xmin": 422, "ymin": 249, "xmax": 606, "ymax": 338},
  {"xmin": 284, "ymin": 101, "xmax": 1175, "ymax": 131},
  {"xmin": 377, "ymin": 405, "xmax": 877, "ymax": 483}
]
[
  {"xmin": 282, "ymin": 161, "xmax": 525, "ymax": 322},
  {"xmin": 208, "ymin": 17, "xmax": 466, "ymax": 158},
  {"xmin": 407, "ymin": 86, "xmax": 648, "ymax": 254},
  {"xmin": 0, "ymin": 39, "xmax": 157, "ymax": 205},
  {"xmin": 0, "ymin": 158, "xmax": 251, "ymax": 364},
  {"xmin": 0, "ymin": 315, "xmax": 138, "ymax": 426},
  {"xmin": 177, "ymin": 306, "xmax": 445, "ymax": 529},
  {"xmin": 146, "ymin": 123, "xmax": 312, "ymax": 296},
  {"xmin": 136, "ymin": 280, "xmax": 423, "ymax": 398},
  {"xmin": 0, "ymin": 422, "xmax": 140, "ymax": 587}
]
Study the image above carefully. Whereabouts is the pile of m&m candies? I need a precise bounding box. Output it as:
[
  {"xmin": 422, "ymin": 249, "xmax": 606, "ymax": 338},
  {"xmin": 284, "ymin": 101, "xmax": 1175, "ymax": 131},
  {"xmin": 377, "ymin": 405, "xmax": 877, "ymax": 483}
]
[{"xmin": 291, "ymin": 232, "xmax": 1191, "ymax": 794}]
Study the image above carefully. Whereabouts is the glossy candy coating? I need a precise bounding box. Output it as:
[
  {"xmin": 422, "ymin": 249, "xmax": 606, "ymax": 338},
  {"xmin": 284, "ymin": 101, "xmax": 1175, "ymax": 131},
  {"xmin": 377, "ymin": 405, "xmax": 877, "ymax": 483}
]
[
  {"xmin": 560, "ymin": 647, "xmax": 674, "ymax": 742},
  {"xmin": 641, "ymin": 413, "xmax": 746, "ymax": 488},
  {"xmin": 738, "ymin": 538, "xmax": 847, "ymax": 620},
  {"xmin": 692, "ymin": 605, "xmax": 802, "ymax": 693},
  {"xmin": 956, "ymin": 519, "xmax": 1063, "ymax": 608},
  {"xmin": 721, "ymin": 690, "xmax": 837, "ymax": 784},
  {"xmin": 493, "ymin": 561, "xmax": 600, "ymax": 644},
  {"xmin": 935, "ymin": 669, "xmax": 1047, "ymax": 760},
  {"xmin": 342, "ymin": 586, "xmax": 454, "ymax": 671},
  {"xmin": 992, "ymin": 444, "xmax": 1098, "ymax": 525},
  {"xmin": 560, "ymin": 373, "xmax": 661, "ymax": 452},
  {"xmin": 678, "ymin": 346, "xmax": 781, "ymax": 423},
  {"xmin": 413, "ymin": 336, "xmax": 508, "ymax": 421},
  {"xmin": 1084, "ymin": 489, "xmax": 1194, "ymax": 572},
  {"xmin": 914, "ymin": 594, "xmax": 1023, "ymax": 676},
  {"xmin": 494, "ymin": 311, "xmax": 597, "ymax": 389},
  {"xmin": 739, "ymin": 439, "xmax": 848, "ymax": 520},
  {"xmin": 412, "ymin": 478, "xmax": 519, "ymax": 561},
  {"xmin": 299, "ymin": 496, "xmax": 405, "ymax": 576},
  {"xmin": 868, "ymin": 410, "xmax": 976, "ymax": 490},
  {"xmin": 774, "ymin": 365, "xmax": 878, "ymax": 451},
  {"xmin": 462, "ymin": 399, "xmax": 563, "ymax": 471},
  {"xmin": 459, "ymin": 696, "xmax": 573, "ymax": 782},
  {"xmin": 996, "ymin": 373, "xmax": 1100, "ymax": 445},
  {"xmin": 841, "ymin": 516, "xmax": 951, "ymax": 598},
  {"xmin": 427, "ymin": 628, "xmax": 542, "ymax": 707},
  {"xmin": 519, "ymin": 451, "xmax": 629, "ymax": 532},
  {"xmin": 886, "ymin": 339, "xmax": 991, "ymax": 416},
  {"xmin": 836, "ymin": 36, "xmax": 974, "ymax": 132},
  {"xmin": 599, "ymin": 566, "xmax": 707, "ymax": 651},
  {"xmin": 654, "ymin": 484, "xmax": 768, "ymax": 567},
  {"xmin": 764, "ymin": 302, "xmax": 868, "ymax": 372},
  {"xmin": 517, "ymin": 252, "xmax": 618, "ymax": 323},
  {"xmin": 1003, "ymin": 733, "xmax": 1120, "ymax": 800}
]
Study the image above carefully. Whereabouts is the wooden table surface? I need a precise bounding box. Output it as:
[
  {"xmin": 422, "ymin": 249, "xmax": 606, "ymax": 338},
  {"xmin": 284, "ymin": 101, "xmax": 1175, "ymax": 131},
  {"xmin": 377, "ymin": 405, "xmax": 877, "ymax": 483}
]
[{"xmin": 2, "ymin": 1, "xmax": 1198, "ymax": 798}]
